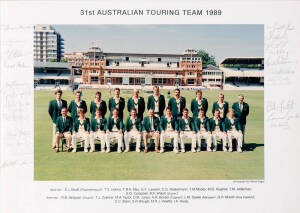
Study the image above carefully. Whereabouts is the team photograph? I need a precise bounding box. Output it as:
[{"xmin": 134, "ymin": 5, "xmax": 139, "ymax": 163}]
[{"xmin": 34, "ymin": 25, "xmax": 264, "ymax": 180}]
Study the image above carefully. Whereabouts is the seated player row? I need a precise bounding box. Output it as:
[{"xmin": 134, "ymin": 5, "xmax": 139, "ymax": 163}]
[{"xmin": 54, "ymin": 105, "xmax": 243, "ymax": 154}]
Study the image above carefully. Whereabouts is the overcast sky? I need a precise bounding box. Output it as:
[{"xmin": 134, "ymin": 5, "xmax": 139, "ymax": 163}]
[{"xmin": 53, "ymin": 25, "xmax": 264, "ymax": 63}]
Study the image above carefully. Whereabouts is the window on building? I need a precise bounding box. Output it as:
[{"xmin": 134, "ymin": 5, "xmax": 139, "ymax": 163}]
[
  {"xmin": 129, "ymin": 78, "xmax": 134, "ymax": 85},
  {"xmin": 85, "ymin": 77, "xmax": 88, "ymax": 83},
  {"xmin": 158, "ymin": 58, "xmax": 161, "ymax": 62},
  {"xmin": 126, "ymin": 57, "xmax": 129, "ymax": 61},
  {"xmin": 187, "ymin": 79, "xmax": 195, "ymax": 85},
  {"xmin": 91, "ymin": 77, "xmax": 98, "ymax": 83}
]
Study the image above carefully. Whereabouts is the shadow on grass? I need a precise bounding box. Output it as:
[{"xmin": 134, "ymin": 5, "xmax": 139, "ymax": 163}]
[{"xmin": 73, "ymin": 141, "xmax": 264, "ymax": 153}]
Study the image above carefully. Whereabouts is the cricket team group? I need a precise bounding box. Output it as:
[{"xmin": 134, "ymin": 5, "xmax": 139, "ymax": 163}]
[{"xmin": 48, "ymin": 86, "xmax": 249, "ymax": 154}]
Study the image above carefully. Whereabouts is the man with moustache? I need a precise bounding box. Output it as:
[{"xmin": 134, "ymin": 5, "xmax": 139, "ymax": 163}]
[
  {"xmin": 54, "ymin": 107, "xmax": 72, "ymax": 153},
  {"xmin": 168, "ymin": 88, "xmax": 186, "ymax": 118}
]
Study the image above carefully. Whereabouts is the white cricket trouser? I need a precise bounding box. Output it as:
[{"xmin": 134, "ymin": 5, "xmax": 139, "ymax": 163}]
[
  {"xmin": 107, "ymin": 131, "xmax": 123, "ymax": 151},
  {"xmin": 72, "ymin": 130, "xmax": 89, "ymax": 152},
  {"xmin": 124, "ymin": 131, "xmax": 141, "ymax": 151},
  {"xmin": 180, "ymin": 131, "xmax": 197, "ymax": 150},
  {"xmin": 227, "ymin": 130, "xmax": 243, "ymax": 150},
  {"xmin": 90, "ymin": 131, "xmax": 106, "ymax": 151},
  {"xmin": 197, "ymin": 131, "xmax": 212, "ymax": 148},
  {"xmin": 211, "ymin": 131, "xmax": 227, "ymax": 149},
  {"xmin": 160, "ymin": 131, "xmax": 178, "ymax": 150},
  {"xmin": 52, "ymin": 123, "xmax": 56, "ymax": 147}
]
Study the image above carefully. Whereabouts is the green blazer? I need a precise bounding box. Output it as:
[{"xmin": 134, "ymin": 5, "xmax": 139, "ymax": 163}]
[
  {"xmin": 108, "ymin": 97, "xmax": 125, "ymax": 120},
  {"xmin": 73, "ymin": 117, "xmax": 90, "ymax": 132},
  {"xmin": 224, "ymin": 117, "xmax": 242, "ymax": 132},
  {"xmin": 194, "ymin": 117, "xmax": 210, "ymax": 132},
  {"xmin": 211, "ymin": 101, "xmax": 229, "ymax": 119},
  {"xmin": 159, "ymin": 116, "xmax": 178, "ymax": 131},
  {"xmin": 55, "ymin": 115, "xmax": 73, "ymax": 133},
  {"xmin": 209, "ymin": 117, "xmax": 225, "ymax": 132},
  {"xmin": 90, "ymin": 100, "xmax": 107, "ymax": 118},
  {"xmin": 143, "ymin": 116, "xmax": 160, "ymax": 132},
  {"xmin": 168, "ymin": 96, "xmax": 186, "ymax": 117},
  {"xmin": 178, "ymin": 117, "xmax": 196, "ymax": 132},
  {"xmin": 232, "ymin": 102, "xmax": 249, "ymax": 125},
  {"xmin": 191, "ymin": 98, "xmax": 208, "ymax": 118},
  {"xmin": 68, "ymin": 100, "xmax": 87, "ymax": 121},
  {"xmin": 48, "ymin": 99, "xmax": 67, "ymax": 123},
  {"xmin": 147, "ymin": 95, "xmax": 166, "ymax": 117},
  {"xmin": 124, "ymin": 117, "xmax": 143, "ymax": 132},
  {"xmin": 90, "ymin": 117, "xmax": 107, "ymax": 132},
  {"xmin": 107, "ymin": 116, "xmax": 124, "ymax": 131},
  {"xmin": 127, "ymin": 96, "xmax": 145, "ymax": 120}
]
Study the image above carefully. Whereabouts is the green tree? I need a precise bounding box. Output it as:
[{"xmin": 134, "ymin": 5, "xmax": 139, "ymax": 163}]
[
  {"xmin": 60, "ymin": 58, "xmax": 68, "ymax": 63},
  {"xmin": 197, "ymin": 50, "xmax": 216, "ymax": 68}
]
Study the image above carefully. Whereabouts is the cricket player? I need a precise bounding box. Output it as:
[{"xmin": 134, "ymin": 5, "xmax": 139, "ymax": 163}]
[
  {"xmin": 90, "ymin": 91, "xmax": 107, "ymax": 118},
  {"xmin": 147, "ymin": 86, "xmax": 166, "ymax": 118},
  {"xmin": 232, "ymin": 94, "xmax": 249, "ymax": 143},
  {"xmin": 124, "ymin": 108, "xmax": 143, "ymax": 152},
  {"xmin": 194, "ymin": 108, "xmax": 212, "ymax": 152},
  {"xmin": 127, "ymin": 89, "xmax": 145, "ymax": 121},
  {"xmin": 68, "ymin": 90, "xmax": 87, "ymax": 122},
  {"xmin": 48, "ymin": 89, "xmax": 67, "ymax": 149},
  {"xmin": 211, "ymin": 93, "xmax": 229, "ymax": 120},
  {"xmin": 178, "ymin": 108, "xmax": 197, "ymax": 153},
  {"xmin": 108, "ymin": 88, "xmax": 125, "ymax": 121},
  {"xmin": 224, "ymin": 109, "xmax": 243, "ymax": 152},
  {"xmin": 191, "ymin": 89, "xmax": 208, "ymax": 118},
  {"xmin": 106, "ymin": 108, "xmax": 124, "ymax": 153},
  {"xmin": 54, "ymin": 107, "xmax": 72, "ymax": 153},
  {"xmin": 143, "ymin": 109, "xmax": 160, "ymax": 153},
  {"xmin": 168, "ymin": 88, "xmax": 186, "ymax": 118},
  {"xmin": 209, "ymin": 109, "xmax": 227, "ymax": 152},
  {"xmin": 159, "ymin": 107, "xmax": 179, "ymax": 153},
  {"xmin": 71, "ymin": 108, "xmax": 90, "ymax": 152},
  {"xmin": 90, "ymin": 108, "xmax": 107, "ymax": 153}
]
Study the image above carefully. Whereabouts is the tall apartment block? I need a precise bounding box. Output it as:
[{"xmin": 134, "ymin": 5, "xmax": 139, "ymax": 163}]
[{"xmin": 34, "ymin": 25, "xmax": 64, "ymax": 62}]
